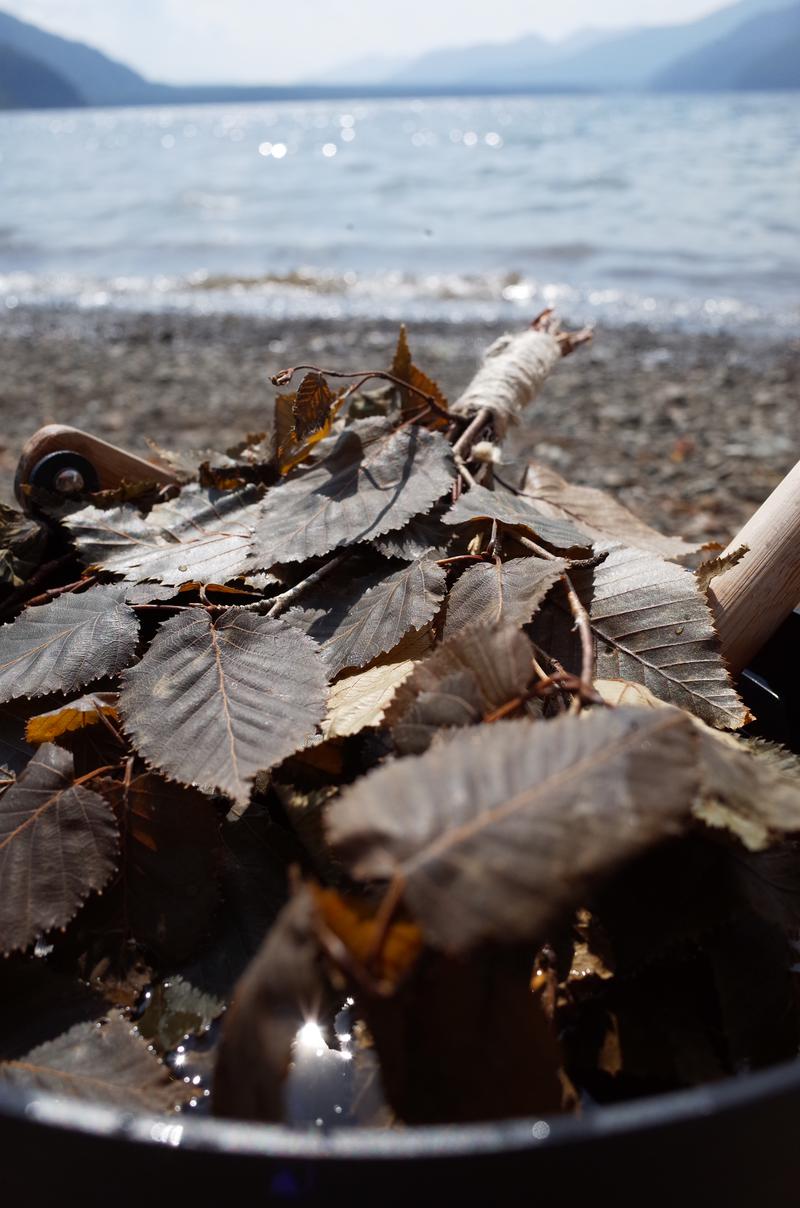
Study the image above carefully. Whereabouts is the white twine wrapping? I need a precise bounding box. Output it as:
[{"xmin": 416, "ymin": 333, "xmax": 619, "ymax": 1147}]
[{"xmin": 450, "ymin": 328, "xmax": 562, "ymax": 438}]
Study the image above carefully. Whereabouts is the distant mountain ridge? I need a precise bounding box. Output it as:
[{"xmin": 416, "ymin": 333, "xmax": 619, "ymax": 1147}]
[
  {"xmin": 0, "ymin": 41, "xmax": 84, "ymax": 109},
  {"xmin": 653, "ymin": 2, "xmax": 800, "ymax": 89},
  {"xmin": 0, "ymin": 0, "xmax": 797, "ymax": 111}
]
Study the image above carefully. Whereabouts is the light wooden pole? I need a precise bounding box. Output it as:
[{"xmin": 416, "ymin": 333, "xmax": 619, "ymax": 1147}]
[{"xmin": 709, "ymin": 458, "xmax": 800, "ymax": 675}]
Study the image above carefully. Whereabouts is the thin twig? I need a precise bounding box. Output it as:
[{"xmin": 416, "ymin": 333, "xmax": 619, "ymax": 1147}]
[
  {"xmin": 517, "ymin": 534, "xmax": 560, "ymax": 561},
  {"xmin": 561, "ymin": 573, "xmax": 595, "ymax": 699},
  {"xmin": 240, "ymin": 554, "xmax": 348, "ymax": 618},
  {"xmin": 452, "ymin": 405, "xmax": 492, "ymax": 458},
  {"xmin": 455, "ymin": 455, "xmax": 479, "ymax": 490},
  {"xmin": 24, "ymin": 574, "xmax": 97, "ymax": 609}
]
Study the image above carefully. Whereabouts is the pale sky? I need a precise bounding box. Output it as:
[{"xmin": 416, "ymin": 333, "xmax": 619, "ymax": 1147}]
[{"xmin": 3, "ymin": 0, "xmax": 736, "ymax": 83}]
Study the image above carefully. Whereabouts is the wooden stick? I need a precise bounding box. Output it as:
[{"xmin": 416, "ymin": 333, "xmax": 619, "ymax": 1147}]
[{"xmin": 710, "ymin": 458, "xmax": 800, "ymax": 675}]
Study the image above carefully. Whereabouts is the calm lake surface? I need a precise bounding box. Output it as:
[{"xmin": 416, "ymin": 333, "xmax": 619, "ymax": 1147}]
[{"xmin": 0, "ymin": 93, "xmax": 798, "ymax": 329}]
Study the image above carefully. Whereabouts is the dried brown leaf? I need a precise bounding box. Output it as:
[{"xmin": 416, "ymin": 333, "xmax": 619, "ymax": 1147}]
[
  {"xmin": 0, "ymin": 743, "xmax": 119, "ymax": 955},
  {"xmin": 523, "ymin": 460, "xmax": 700, "ymax": 560},
  {"xmin": 533, "ymin": 544, "xmax": 749, "ymax": 730},
  {"xmin": 322, "ymin": 628, "xmax": 434, "ymax": 739},
  {"xmin": 0, "ymin": 586, "xmax": 139, "ymax": 704},
  {"xmin": 443, "ymin": 483, "xmax": 591, "ymax": 553},
  {"xmin": 695, "ymin": 544, "xmax": 749, "ymax": 595},
  {"xmin": 286, "ymin": 555, "xmax": 446, "ymax": 678},
  {"xmin": 253, "ymin": 419, "xmax": 454, "ymax": 567},
  {"xmin": 329, "ymin": 706, "xmax": 699, "ymax": 952},
  {"xmin": 65, "ymin": 485, "xmax": 258, "ymax": 585},
  {"xmin": 442, "ymin": 555, "xmax": 566, "ymax": 639},
  {"xmin": 387, "ymin": 622, "xmax": 536, "ymax": 754},
  {"xmin": 25, "ymin": 693, "xmax": 119, "ymax": 745},
  {"xmin": 293, "ymin": 372, "xmax": 336, "ymax": 443},
  {"xmin": 0, "ymin": 1012, "xmax": 190, "ymax": 1112},
  {"xmin": 119, "ymin": 609, "xmax": 328, "ymax": 815}
]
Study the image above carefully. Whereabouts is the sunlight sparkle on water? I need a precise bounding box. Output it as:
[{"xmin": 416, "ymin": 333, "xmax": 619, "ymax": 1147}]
[{"xmin": 296, "ymin": 1020, "xmax": 327, "ymax": 1051}]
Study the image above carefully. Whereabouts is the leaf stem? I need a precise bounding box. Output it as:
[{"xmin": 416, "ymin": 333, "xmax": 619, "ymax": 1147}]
[{"xmin": 272, "ymin": 366, "xmax": 451, "ymax": 422}]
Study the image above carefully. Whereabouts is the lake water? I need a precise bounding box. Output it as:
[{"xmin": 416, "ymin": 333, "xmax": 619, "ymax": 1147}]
[{"xmin": 0, "ymin": 93, "xmax": 798, "ymax": 329}]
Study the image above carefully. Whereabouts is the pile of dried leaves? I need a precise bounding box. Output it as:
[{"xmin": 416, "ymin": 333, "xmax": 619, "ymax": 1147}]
[{"xmin": 1, "ymin": 313, "xmax": 799, "ymax": 1128}]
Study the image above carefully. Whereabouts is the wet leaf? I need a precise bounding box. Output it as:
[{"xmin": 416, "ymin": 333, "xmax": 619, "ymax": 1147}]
[
  {"xmin": 213, "ymin": 886, "xmax": 335, "ymax": 1123},
  {"xmin": 26, "ymin": 693, "xmax": 119, "ymax": 745},
  {"xmin": 96, "ymin": 773, "xmax": 222, "ymax": 961},
  {"xmin": 0, "ymin": 744, "xmax": 119, "ymax": 955},
  {"xmin": 329, "ymin": 706, "xmax": 698, "ymax": 953},
  {"xmin": 522, "ymin": 461, "xmax": 700, "ymax": 560},
  {"xmin": 0, "ymin": 586, "xmax": 139, "ymax": 704},
  {"xmin": 64, "ymin": 485, "xmax": 258, "ymax": 585},
  {"xmin": 442, "ymin": 555, "xmax": 566, "ymax": 639},
  {"xmin": 387, "ymin": 622, "xmax": 536, "ymax": 754},
  {"xmin": 286, "ymin": 555, "xmax": 447, "ymax": 678},
  {"xmin": 137, "ymin": 976, "xmax": 225, "ymax": 1053},
  {"xmin": 533, "ymin": 544, "xmax": 749, "ymax": 730},
  {"xmin": 0, "ymin": 1012, "xmax": 190, "ymax": 1111},
  {"xmin": 443, "ymin": 483, "xmax": 591, "ymax": 553},
  {"xmin": 254, "ymin": 419, "xmax": 454, "ymax": 566},
  {"xmin": 119, "ymin": 609, "xmax": 328, "ymax": 814}
]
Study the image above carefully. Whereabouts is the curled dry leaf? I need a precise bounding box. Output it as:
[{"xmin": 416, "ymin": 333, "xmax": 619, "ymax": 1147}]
[
  {"xmin": 120, "ymin": 609, "xmax": 329, "ymax": 815},
  {"xmin": 695, "ymin": 544, "xmax": 749, "ymax": 596},
  {"xmin": 441, "ymin": 554, "xmax": 567, "ymax": 639},
  {"xmin": 443, "ymin": 483, "xmax": 591, "ymax": 553},
  {"xmin": 25, "ymin": 692, "xmax": 119, "ymax": 745},
  {"xmin": 328, "ymin": 707, "xmax": 699, "ymax": 953},
  {"xmin": 0, "ymin": 1012, "xmax": 190, "ymax": 1112},
  {"xmin": 65, "ymin": 485, "xmax": 258, "ymax": 585},
  {"xmin": 533, "ymin": 544, "xmax": 749, "ymax": 730},
  {"xmin": 253, "ymin": 419, "xmax": 454, "ymax": 566},
  {"xmin": 0, "ymin": 743, "xmax": 119, "ymax": 955},
  {"xmin": 693, "ymin": 729, "xmax": 800, "ymax": 851},
  {"xmin": 522, "ymin": 460, "xmax": 700, "ymax": 560},
  {"xmin": 596, "ymin": 678, "xmax": 800, "ymax": 850},
  {"xmin": 387, "ymin": 622, "xmax": 537, "ymax": 754},
  {"xmin": 293, "ymin": 372, "xmax": 337, "ymax": 443},
  {"xmin": 286, "ymin": 555, "xmax": 446, "ymax": 678},
  {"xmin": 0, "ymin": 586, "xmax": 139, "ymax": 704}
]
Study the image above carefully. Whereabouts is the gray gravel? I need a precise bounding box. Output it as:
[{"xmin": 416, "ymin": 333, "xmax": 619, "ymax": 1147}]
[{"xmin": 1, "ymin": 306, "xmax": 797, "ymax": 546}]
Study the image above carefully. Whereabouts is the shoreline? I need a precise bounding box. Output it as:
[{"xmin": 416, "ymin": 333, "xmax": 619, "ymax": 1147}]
[{"xmin": 1, "ymin": 304, "xmax": 797, "ymax": 545}]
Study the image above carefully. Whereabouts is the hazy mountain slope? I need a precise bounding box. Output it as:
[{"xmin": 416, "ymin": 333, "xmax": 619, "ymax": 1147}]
[
  {"xmin": 654, "ymin": 3, "xmax": 800, "ymax": 89},
  {"xmin": 0, "ymin": 41, "xmax": 85, "ymax": 109},
  {"xmin": 0, "ymin": 8, "xmax": 153, "ymax": 104},
  {"xmin": 391, "ymin": 0, "xmax": 796, "ymax": 88}
]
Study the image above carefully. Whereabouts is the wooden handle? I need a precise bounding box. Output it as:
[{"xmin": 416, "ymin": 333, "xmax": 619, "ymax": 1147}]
[
  {"xmin": 710, "ymin": 458, "xmax": 800, "ymax": 675},
  {"xmin": 15, "ymin": 425, "xmax": 178, "ymax": 509}
]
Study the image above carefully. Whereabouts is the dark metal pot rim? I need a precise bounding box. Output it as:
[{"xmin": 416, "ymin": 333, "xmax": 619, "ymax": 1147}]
[{"xmin": 2, "ymin": 1051, "xmax": 800, "ymax": 1160}]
